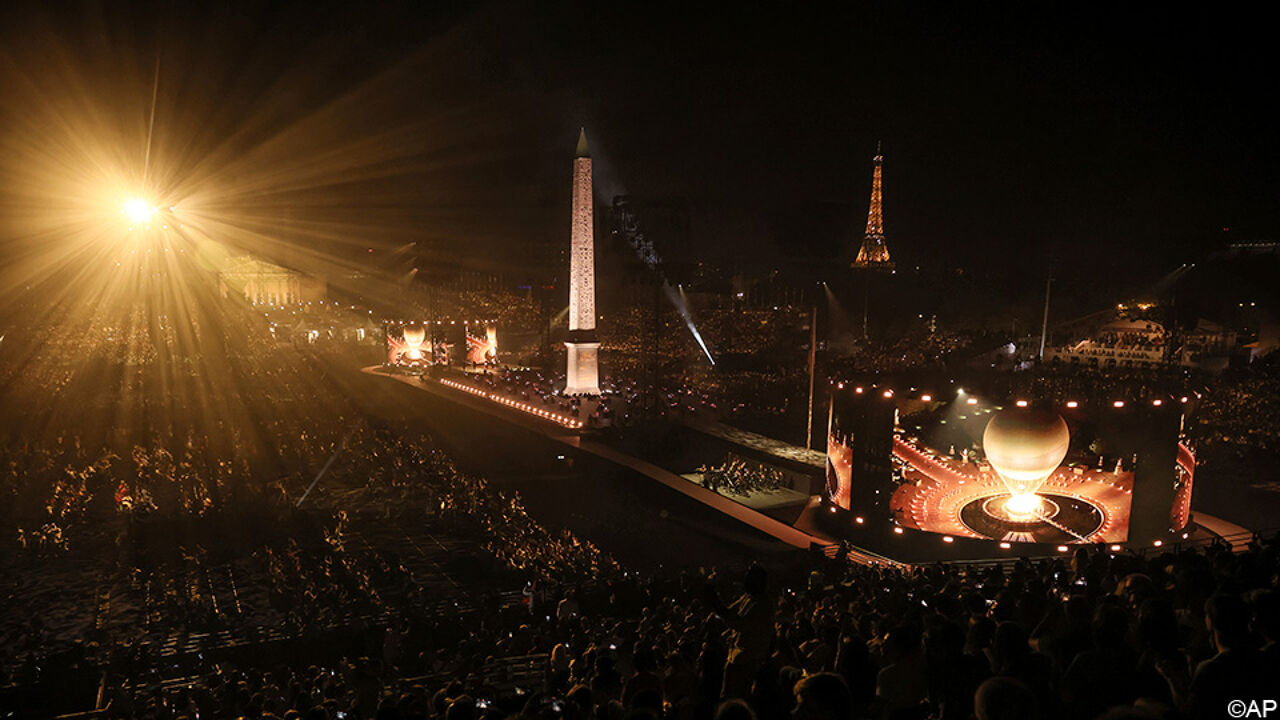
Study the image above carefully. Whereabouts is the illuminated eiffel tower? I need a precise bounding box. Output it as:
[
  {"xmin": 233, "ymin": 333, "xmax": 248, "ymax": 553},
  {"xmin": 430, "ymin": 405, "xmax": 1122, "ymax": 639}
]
[{"xmin": 852, "ymin": 142, "xmax": 894, "ymax": 270}]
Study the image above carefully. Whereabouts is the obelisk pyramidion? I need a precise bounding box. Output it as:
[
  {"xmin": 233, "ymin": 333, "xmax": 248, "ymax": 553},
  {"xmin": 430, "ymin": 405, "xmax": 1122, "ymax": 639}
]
[{"xmin": 564, "ymin": 128, "xmax": 601, "ymax": 396}]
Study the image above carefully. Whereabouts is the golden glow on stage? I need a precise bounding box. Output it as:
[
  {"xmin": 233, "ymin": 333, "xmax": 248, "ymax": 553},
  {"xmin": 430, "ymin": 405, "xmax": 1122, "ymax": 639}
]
[{"xmin": 1003, "ymin": 492, "xmax": 1044, "ymax": 518}]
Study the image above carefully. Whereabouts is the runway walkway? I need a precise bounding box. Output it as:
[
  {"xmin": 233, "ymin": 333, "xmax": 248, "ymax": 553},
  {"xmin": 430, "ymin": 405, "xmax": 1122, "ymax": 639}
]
[{"xmin": 364, "ymin": 367, "xmax": 832, "ymax": 552}]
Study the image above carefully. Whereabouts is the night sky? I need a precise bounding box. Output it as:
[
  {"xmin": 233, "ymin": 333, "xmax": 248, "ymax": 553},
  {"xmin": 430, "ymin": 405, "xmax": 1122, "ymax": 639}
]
[{"xmin": 1, "ymin": 1, "xmax": 1276, "ymax": 310}]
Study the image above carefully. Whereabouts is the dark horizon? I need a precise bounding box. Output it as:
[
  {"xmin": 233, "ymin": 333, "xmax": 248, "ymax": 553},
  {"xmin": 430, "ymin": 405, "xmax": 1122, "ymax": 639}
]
[{"xmin": 1, "ymin": 2, "xmax": 1276, "ymax": 317}]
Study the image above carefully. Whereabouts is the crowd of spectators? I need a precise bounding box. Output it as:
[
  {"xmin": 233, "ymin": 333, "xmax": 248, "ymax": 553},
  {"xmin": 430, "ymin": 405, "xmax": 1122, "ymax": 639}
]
[
  {"xmin": 38, "ymin": 532, "xmax": 1280, "ymax": 720},
  {"xmin": 690, "ymin": 308, "xmax": 809, "ymax": 358},
  {"xmin": 7, "ymin": 287, "xmax": 1280, "ymax": 720},
  {"xmin": 1189, "ymin": 354, "xmax": 1280, "ymax": 480},
  {"xmin": 385, "ymin": 288, "xmax": 542, "ymax": 334},
  {"xmin": 464, "ymin": 291, "xmax": 541, "ymax": 331},
  {"xmin": 1090, "ymin": 329, "xmax": 1166, "ymax": 351},
  {"xmin": 0, "ymin": 300, "xmax": 622, "ymax": 713},
  {"xmin": 824, "ymin": 331, "xmax": 974, "ymax": 377},
  {"xmin": 596, "ymin": 305, "xmax": 807, "ymax": 418},
  {"xmin": 0, "ymin": 418, "xmax": 619, "ymax": 653}
]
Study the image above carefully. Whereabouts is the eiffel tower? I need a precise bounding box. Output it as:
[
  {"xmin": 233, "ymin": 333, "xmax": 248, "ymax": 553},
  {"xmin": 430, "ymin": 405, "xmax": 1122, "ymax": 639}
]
[{"xmin": 852, "ymin": 142, "xmax": 894, "ymax": 270}]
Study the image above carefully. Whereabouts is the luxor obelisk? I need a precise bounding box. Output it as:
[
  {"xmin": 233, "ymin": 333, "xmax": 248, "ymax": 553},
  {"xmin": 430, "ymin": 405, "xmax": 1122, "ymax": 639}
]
[{"xmin": 564, "ymin": 128, "xmax": 601, "ymax": 396}]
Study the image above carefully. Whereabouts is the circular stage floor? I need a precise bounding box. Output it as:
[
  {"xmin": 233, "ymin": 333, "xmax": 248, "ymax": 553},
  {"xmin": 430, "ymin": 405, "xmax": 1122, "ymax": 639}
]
[
  {"xmin": 890, "ymin": 438, "xmax": 1132, "ymax": 543},
  {"xmin": 959, "ymin": 492, "xmax": 1105, "ymax": 543}
]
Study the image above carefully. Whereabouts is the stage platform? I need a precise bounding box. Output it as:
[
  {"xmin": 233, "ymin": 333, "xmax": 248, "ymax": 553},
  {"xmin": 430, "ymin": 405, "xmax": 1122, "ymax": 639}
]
[
  {"xmin": 795, "ymin": 500, "xmax": 1244, "ymax": 566},
  {"xmin": 364, "ymin": 366, "xmax": 832, "ymax": 552},
  {"xmin": 367, "ymin": 366, "xmax": 1246, "ymax": 567}
]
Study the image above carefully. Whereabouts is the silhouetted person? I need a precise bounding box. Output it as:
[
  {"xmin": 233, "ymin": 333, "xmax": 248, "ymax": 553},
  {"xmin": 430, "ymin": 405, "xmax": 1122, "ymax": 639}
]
[
  {"xmin": 705, "ymin": 565, "xmax": 774, "ymax": 699},
  {"xmin": 714, "ymin": 698, "xmax": 757, "ymax": 720},
  {"xmin": 925, "ymin": 621, "xmax": 985, "ymax": 720},
  {"xmin": 793, "ymin": 672, "xmax": 853, "ymax": 720},
  {"xmin": 1062, "ymin": 604, "xmax": 1138, "ymax": 717},
  {"xmin": 876, "ymin": 624, "xmax": 927, "ymax": 719},
  {"xmin": 989, "ymin": 622, "xmax": 1054, "ymax": 710},
  {"xmin": 1253, "ymin": 589, "xmax": 1280, "ymax": 670},
  {"xmin": 973, "ymin": 677, "xmax": 1038, "ymax": 720},
  {"xmin": 1188, "ymin": 594, "xmax": 1268, "ymax": 719}
]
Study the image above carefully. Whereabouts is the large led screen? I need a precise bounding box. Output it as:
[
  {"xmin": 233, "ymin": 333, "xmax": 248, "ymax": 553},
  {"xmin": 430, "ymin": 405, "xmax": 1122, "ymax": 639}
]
[
  {"xmin": 385, "ymin": 321, "xmax": 460, "ymax": 369},
  {"xmin": 825, "ymin": 429, "xmax": 853, "ymax": 511},
  {"xmin": 891, "ymin": 401, "xmax": 1134, "ymax": 543},
  {"xmin": 827, "ymin": 388, "xmax": 1194, "ymax": 545}
]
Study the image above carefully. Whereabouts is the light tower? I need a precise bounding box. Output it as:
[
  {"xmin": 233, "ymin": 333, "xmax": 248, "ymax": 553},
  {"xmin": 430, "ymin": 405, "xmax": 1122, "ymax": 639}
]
[
  {"xmin": 564, "ymin": 128, "xmax": 601, "ymax": 396},
  {"xmin": 853, "ymin": 142, "xmax": 893, "ymax": 270}
]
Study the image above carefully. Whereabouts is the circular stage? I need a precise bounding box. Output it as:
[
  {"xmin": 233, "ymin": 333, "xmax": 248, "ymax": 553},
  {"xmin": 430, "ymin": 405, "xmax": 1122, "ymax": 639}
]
[
  {"xmin": 980, "ymin": 494, "xmax": 1061, "ymax": 525},
  {"xmin": 960, "ymin": 492, "xmax": 1104, "ymax": 543}
]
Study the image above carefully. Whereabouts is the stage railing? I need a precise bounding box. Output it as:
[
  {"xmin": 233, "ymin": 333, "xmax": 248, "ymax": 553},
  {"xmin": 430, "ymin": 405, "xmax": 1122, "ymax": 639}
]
[
  {"xmin": 910, "ymin": 528, "xmax": 1276, "ymax": 574},
  {"xmin": 824, "ymin": 526, "xmax": 1275, "ymax": 573}
]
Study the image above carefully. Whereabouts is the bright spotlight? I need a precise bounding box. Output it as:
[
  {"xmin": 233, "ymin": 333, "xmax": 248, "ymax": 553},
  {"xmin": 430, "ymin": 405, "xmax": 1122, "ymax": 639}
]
[
  {"xmin": 1003, "ymin": 493, "xmax": 1043, "ymax": 517},
  {"xmin": 122, "ymin": 197, "xmax": 157, "ymax": 225}
]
